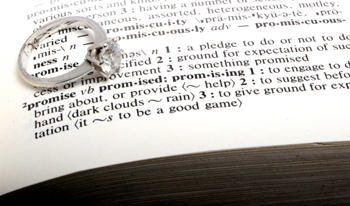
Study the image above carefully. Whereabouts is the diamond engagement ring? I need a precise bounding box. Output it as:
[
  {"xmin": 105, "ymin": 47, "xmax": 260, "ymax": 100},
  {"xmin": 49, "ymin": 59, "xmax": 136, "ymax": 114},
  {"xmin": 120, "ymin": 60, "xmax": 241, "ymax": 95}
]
[{"xmin": 18, "ymin": 16, "xmax": 121, "ymax": 87}]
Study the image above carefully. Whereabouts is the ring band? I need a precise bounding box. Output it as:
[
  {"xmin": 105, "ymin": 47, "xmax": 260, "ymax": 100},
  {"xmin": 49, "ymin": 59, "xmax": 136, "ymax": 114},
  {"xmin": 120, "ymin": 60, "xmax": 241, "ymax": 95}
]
[{"xmin": 18, "ymin": 16, "xmax": 121, "ymax": 87}]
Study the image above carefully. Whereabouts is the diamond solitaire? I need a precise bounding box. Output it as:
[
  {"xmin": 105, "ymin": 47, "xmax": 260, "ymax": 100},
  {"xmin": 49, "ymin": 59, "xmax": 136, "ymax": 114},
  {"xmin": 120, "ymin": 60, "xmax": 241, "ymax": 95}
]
[
  {"xmin": 19, "ymin": 16, "xmax": 122, "ymax": 87},
  {"xmin": 86, "ymin": 38, "xmax": 122, "ymax": 78}
]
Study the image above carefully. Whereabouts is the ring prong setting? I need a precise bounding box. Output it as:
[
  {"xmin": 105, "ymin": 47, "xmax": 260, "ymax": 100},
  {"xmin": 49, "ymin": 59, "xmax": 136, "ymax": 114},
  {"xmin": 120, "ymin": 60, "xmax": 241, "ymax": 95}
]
[{"xmin": 86, "ymin": 38, "xmax": 122, "ymax": 78}]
